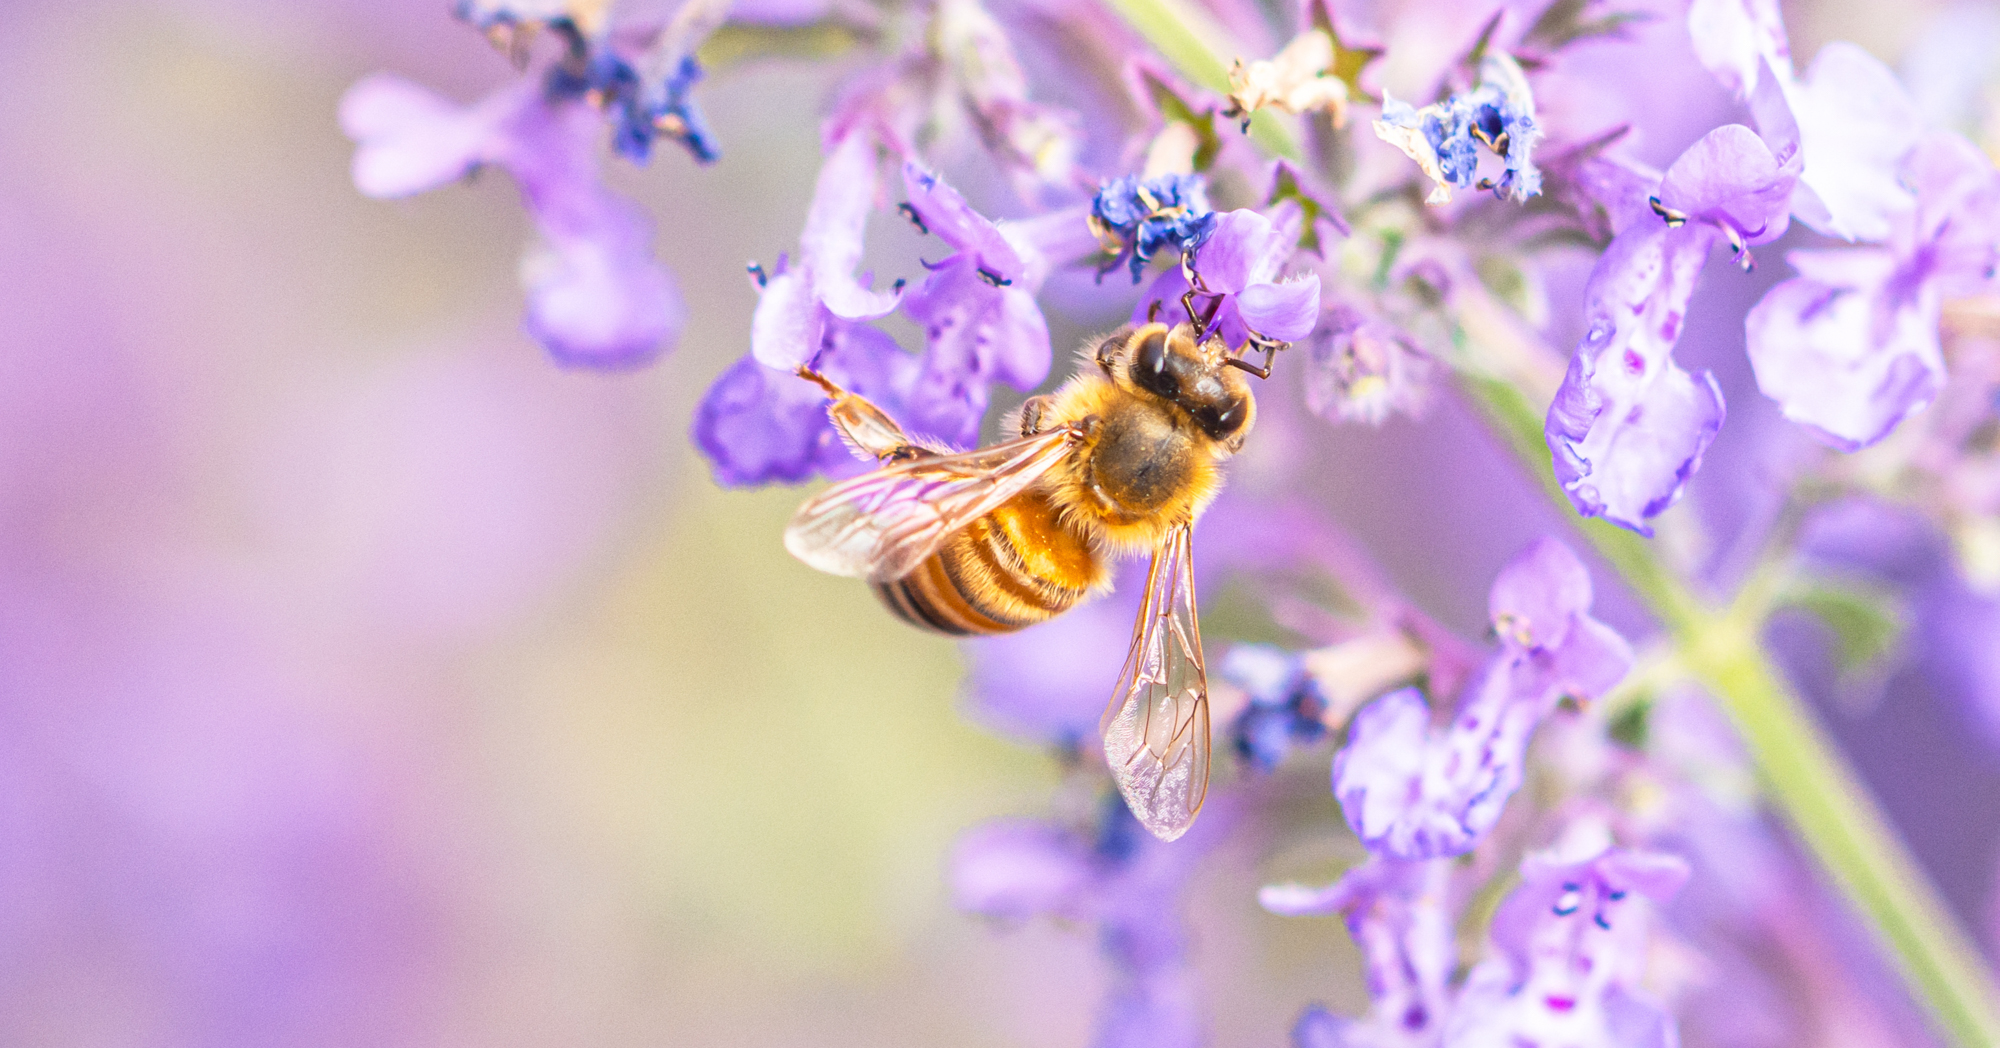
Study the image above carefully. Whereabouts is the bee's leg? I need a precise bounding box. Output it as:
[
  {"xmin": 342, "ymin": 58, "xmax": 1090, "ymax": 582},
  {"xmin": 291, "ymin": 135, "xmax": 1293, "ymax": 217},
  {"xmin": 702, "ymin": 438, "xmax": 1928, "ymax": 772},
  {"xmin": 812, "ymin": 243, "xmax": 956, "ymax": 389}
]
[
  {"xmin": 1012, "ymin": 394, "xmax": 1057, "ymax": 437},
  {"xmin": 1223, "ymin": 331, "xmax": 1286, "ymax": 379},
  {"xmin": 797, "ymin": 367, "xmax": 926, "ymax": 463}
]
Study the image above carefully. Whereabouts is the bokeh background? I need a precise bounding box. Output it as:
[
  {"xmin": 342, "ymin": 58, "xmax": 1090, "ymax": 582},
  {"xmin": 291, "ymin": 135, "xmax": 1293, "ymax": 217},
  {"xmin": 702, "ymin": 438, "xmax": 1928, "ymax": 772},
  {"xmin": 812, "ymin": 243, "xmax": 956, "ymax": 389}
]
[{"xmin": 2, "ymin": 0, "xmax": 1996, "ymax": 1045}]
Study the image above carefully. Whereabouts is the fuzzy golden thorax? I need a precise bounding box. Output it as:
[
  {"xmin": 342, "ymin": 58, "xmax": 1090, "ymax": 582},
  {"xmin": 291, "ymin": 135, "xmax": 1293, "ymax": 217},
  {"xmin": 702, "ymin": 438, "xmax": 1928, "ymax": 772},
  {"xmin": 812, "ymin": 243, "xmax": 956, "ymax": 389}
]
[{"xmin": 1008, "ymin": 323, "xmax": 1256, "ymax": 555}]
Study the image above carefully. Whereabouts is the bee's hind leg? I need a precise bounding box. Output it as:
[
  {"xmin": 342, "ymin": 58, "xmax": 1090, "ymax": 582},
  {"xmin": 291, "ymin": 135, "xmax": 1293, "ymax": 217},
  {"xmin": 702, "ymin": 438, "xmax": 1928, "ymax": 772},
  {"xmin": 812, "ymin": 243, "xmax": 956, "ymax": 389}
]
[{"xmin": 797, "ymin": 367, "xmax": 926, "ymax": 463}]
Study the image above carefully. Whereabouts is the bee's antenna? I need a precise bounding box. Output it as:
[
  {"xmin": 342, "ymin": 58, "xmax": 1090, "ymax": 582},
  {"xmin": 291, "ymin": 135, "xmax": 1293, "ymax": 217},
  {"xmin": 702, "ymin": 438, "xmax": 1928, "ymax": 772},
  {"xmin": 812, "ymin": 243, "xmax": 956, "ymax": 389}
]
[{"xmin": 1147, "ymin": 299, "xmax": 1163, "ymax": 323}]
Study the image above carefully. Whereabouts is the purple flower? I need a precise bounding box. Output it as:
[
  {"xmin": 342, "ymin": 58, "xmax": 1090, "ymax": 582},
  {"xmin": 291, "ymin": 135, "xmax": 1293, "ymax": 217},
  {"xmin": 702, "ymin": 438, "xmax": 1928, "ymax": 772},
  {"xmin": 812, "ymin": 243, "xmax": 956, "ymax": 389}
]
[
  {"xmin": 929, "ymin": 0, "xmax": 1082, "ymax": 191},
  {"xmin": 1746, "ymin": 131, "xmax": 2000, "ymax": 450},
  {"xmin": 1090, "ymin": 174, "xmax": 1218, "ymax": 283},
  {"xmin": 951, "ymin": 795, "xmax": 1238, "ymax": 1048},
  {"xmin": 1685, "ymin": 0, "xmax": 1789, "ymax": 102},
  {"xmin": 1686, "ymin": 0, "xmax": 1927, "ymax": 244},
  {"xmin": 1219, "ymin": 644, "xmax": 1329, "ymax": 772},
  {"xmin": 1373, "ymin": 53, "xmax": 1544, "ymax": 205},
  {"xmin": 1544, "ymin": 120, "xmax": 1801, "ymax": 534},
  {"xmin": 1302, "ymin": 307, "xmax": 1432, "ymax": 425},
  {"xmin": 900, "ymin": 161, "xmax": 1060, "ymax": 393},
  {"xmin": 339, "ymin": 75, "xmax": 682, "ymax": 368},
  {"xmin": 1133, "ymin": 205, "xmax": 1323, "ymax": 347},
  {"xmin": 1779, "ymin": 43, "xmax": 1922, "ymax": 243},
  {"xmin": 1261, "ymin": 858, "xmax": 1455, "ymax": 1048},
  {"xmin": 692, "ymin": 315, "xmax": 933, "ymax": 486},
  {"xmin": 750, "ymin": 126, "xmax": 905, "ymax": 371},
  {"xmin": 1445, "ymin": 842, "xmax": 1689, "ymax": 1048},
  {"xmin": 1333, "ymin": 539, "xmax": 1633, "ymax": 860},
  {"xmin": 700, "ymin": 154, "xmax": 1083, "ymax": 486}
]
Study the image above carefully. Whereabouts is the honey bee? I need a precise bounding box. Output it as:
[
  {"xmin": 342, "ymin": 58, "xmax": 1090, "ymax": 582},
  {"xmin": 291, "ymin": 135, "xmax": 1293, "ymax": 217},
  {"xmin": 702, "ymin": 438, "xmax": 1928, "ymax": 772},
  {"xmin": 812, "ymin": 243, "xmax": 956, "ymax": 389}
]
[{"xmin": 784, "ymin": 319, "xmax": 1275, "ymax": 841}]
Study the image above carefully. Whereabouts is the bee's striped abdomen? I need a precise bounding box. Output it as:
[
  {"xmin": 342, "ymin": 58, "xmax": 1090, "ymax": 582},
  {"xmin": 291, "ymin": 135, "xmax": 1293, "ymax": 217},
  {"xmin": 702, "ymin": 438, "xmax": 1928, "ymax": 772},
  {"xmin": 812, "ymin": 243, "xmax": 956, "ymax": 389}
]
[{"xmin": 872, "ymin": 490, "xmax": 1104, "ymax": 636}]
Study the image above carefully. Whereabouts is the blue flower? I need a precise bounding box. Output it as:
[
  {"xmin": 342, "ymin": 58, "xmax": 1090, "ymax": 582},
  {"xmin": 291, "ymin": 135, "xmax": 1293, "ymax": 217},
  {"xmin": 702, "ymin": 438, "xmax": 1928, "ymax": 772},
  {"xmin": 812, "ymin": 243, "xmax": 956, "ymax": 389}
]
[
  {"xmin": 1090, "ymin": 174, "xmax": 1218, "ymax": 283},
  {"xmin": 1373, "ymin": 53, "xmax": 1544, "ymax": 204},
  {"xmin": 1220, "ymin": 644, "xmax": 1328, "ymax": 772},
  {"xmin": 605, "ymin": 56, "xmax": 722, "ymax": 165}
]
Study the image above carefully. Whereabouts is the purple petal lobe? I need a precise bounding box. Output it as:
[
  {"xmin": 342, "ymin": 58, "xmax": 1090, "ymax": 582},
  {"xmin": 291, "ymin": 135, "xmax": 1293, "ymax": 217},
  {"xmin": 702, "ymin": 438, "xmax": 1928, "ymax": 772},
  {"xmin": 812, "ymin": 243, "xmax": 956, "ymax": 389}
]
[
  {"xmin": 1235, "ymin": 277, "xmax": 1322, "ymax": 342},
  {"xmin": 1745, "ymin": 253, "xmax": 1943, "ymax": 450},
  {"xmin": 1545, "ymin": 223, "xmax": 1727, "ymax": 534},
  {"xmin": 902, "ymin": 256, "xmax": 1053, "ymax": 393},
  {"xmin": 694, "ymin": 322, "xmax": 919, "ymax": 487},
  {"xmin": 691, "ymin": 355, "xmax": 842, "ymax": 487},
  {"xmin": 1657, "ymin": 123, "xmax": 1794, "ymax": 245},
  {"xmin": 1785, "ymin": 43, "xmax": 1922, "ymax": 242},
  {"xmin": 341, "ymin": 73, "xmax": 501, "ymax": 199},
  {"xmin": 805, "ymin": 131, "xmax": 901, "ymax": 321},
  {"xmin": 521, "ymin": 199, "xmax": 683, "ymax": 368},
  {"xmin": 750, "ymin": 264, "xmax": 822, "ymax": 371},
  {"xmin": 901, "ymin": 163, "xmax": 1025, "ymax": 281},
  {"xmin": 1488, "ymin": 537, "xmax": 1592, "ymax": 652},
  {"xmin": 1193, "ymin": 209, "xmax": 1287, "ymax": 292},
  {"xmin": 1686, "ymin": 0, "xmax": 1790, "ymax": 100}
]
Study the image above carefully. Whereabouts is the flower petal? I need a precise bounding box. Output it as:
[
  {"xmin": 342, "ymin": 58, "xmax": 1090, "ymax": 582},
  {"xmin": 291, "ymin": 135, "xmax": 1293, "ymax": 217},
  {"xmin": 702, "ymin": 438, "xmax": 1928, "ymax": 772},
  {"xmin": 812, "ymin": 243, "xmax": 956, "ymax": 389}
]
[
  {"xmin": 1744, "ymin": 253, "xmax": 1943, "ymax": 450},
  {"xmin": 1657, "ymin": 123, "xmax": 1795, "ymax": 245},
  {"xmin": 901, "ymin": 256, "xmax": 1052, "ymax": 392},
  {"xmin": 805, "ymin": 130, "xmax": 902, "ymax": 321},
  {"xmin": 1545, "ymin": 223, "xmax": 1727, "ymax": 534},
  {"xmin": 690, "ymin": 354, "xmax": 842, "ymax": 487},
  {"xmin": 1784, "ymin": 42, "xmax": 1922, "ymax": 242},
  {"xmin": 1235, "ymin": 276, "xmax": 1322, "ymax": 342},
  {"xmin": 1686, "ymin": 0, "xmax": 1790, "ymax": 100},
  {"xmin": 749, "ymin": 263, "xmax": 823, "ymax": 370},
  {"xmin": 520, "ymin": 199, "xmax": 683, "ymax": 368},
  {"xmin": 1488, "ymin": 537, "xmax": 1592, "ymax": 653},
  {"xmin": 693, "ymin": 321, "xmax": 918, "ymax": 486},
  {"xmin": 340, "ymin": 73, "xmax": 505, "ymax": 199},
  {"xmin": 901, "ymin": 163, "xmax": 1026, "ymax": 281}
]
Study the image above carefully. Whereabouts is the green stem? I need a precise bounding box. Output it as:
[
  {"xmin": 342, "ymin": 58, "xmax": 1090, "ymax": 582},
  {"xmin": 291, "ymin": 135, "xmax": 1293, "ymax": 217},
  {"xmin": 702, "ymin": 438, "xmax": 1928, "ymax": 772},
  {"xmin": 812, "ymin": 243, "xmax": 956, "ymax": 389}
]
[{"xmin": 1097, "ymin": 4, "xmax": 2000, "ymax": 1043}]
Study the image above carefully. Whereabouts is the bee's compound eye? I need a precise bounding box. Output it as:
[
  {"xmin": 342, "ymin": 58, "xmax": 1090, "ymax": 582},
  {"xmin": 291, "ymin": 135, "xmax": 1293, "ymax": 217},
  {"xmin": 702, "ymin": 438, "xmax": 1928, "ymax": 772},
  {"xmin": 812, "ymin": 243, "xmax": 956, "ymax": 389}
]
[
  {"xmin": 1132, "ymin": 328, "xmax": 1179, "ymax": 400},
  {"xmin": 1191, "ymin": 392, "xmax": 1250, "ymax": 441}
]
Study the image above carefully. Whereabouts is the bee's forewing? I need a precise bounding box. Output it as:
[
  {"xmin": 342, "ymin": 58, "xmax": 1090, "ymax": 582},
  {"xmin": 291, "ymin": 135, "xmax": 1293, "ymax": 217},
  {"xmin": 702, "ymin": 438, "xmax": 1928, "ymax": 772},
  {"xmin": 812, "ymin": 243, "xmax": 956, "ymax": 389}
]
[
  {"xmin": 1100, "ymin": 524, "xmax": 1210, "ymax": 841},
  {"xmin": 783, "ymin": 426, "xmax": 1080, "ymax": 583}
]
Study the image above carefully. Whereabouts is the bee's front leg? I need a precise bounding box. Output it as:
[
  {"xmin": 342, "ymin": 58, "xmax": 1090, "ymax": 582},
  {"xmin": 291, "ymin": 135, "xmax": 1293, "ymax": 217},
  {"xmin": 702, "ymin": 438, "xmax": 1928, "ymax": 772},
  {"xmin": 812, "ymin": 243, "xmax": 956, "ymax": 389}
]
[
  {"xmin": 798, "ymin": 367, "xmax": 926, "ymax": 463},
  {"xmin": 1011, "ymin": 394, "xmax": 1058, "ymax": 438}
]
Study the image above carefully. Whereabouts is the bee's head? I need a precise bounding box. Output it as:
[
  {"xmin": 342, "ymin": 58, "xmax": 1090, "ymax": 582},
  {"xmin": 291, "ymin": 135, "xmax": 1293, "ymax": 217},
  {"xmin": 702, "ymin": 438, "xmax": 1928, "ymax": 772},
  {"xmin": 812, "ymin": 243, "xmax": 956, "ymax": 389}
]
[{"xmin": 1096, "ymin": 322, "xmax": 1256, "ymax": 451}]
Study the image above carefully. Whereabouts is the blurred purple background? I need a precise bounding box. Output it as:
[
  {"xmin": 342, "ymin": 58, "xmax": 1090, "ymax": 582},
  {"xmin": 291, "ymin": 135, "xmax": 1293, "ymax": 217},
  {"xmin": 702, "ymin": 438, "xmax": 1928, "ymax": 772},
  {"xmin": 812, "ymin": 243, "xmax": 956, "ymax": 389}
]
[{"xmin": 1, "ymin": 0, "xmax": 1996, "ymax": 1045}]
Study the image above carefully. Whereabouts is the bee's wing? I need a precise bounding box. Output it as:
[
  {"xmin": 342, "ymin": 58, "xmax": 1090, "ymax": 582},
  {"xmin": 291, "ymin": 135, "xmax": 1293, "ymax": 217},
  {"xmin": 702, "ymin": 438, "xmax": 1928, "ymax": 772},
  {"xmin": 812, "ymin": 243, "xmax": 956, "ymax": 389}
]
[
  {"xmin": 1100, "ymin": 523, "xmax": 1210, "ymax": 842},
  {"xmin": 784, "ymin": 425, "xmax": 1082, "ymax": 583}
]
